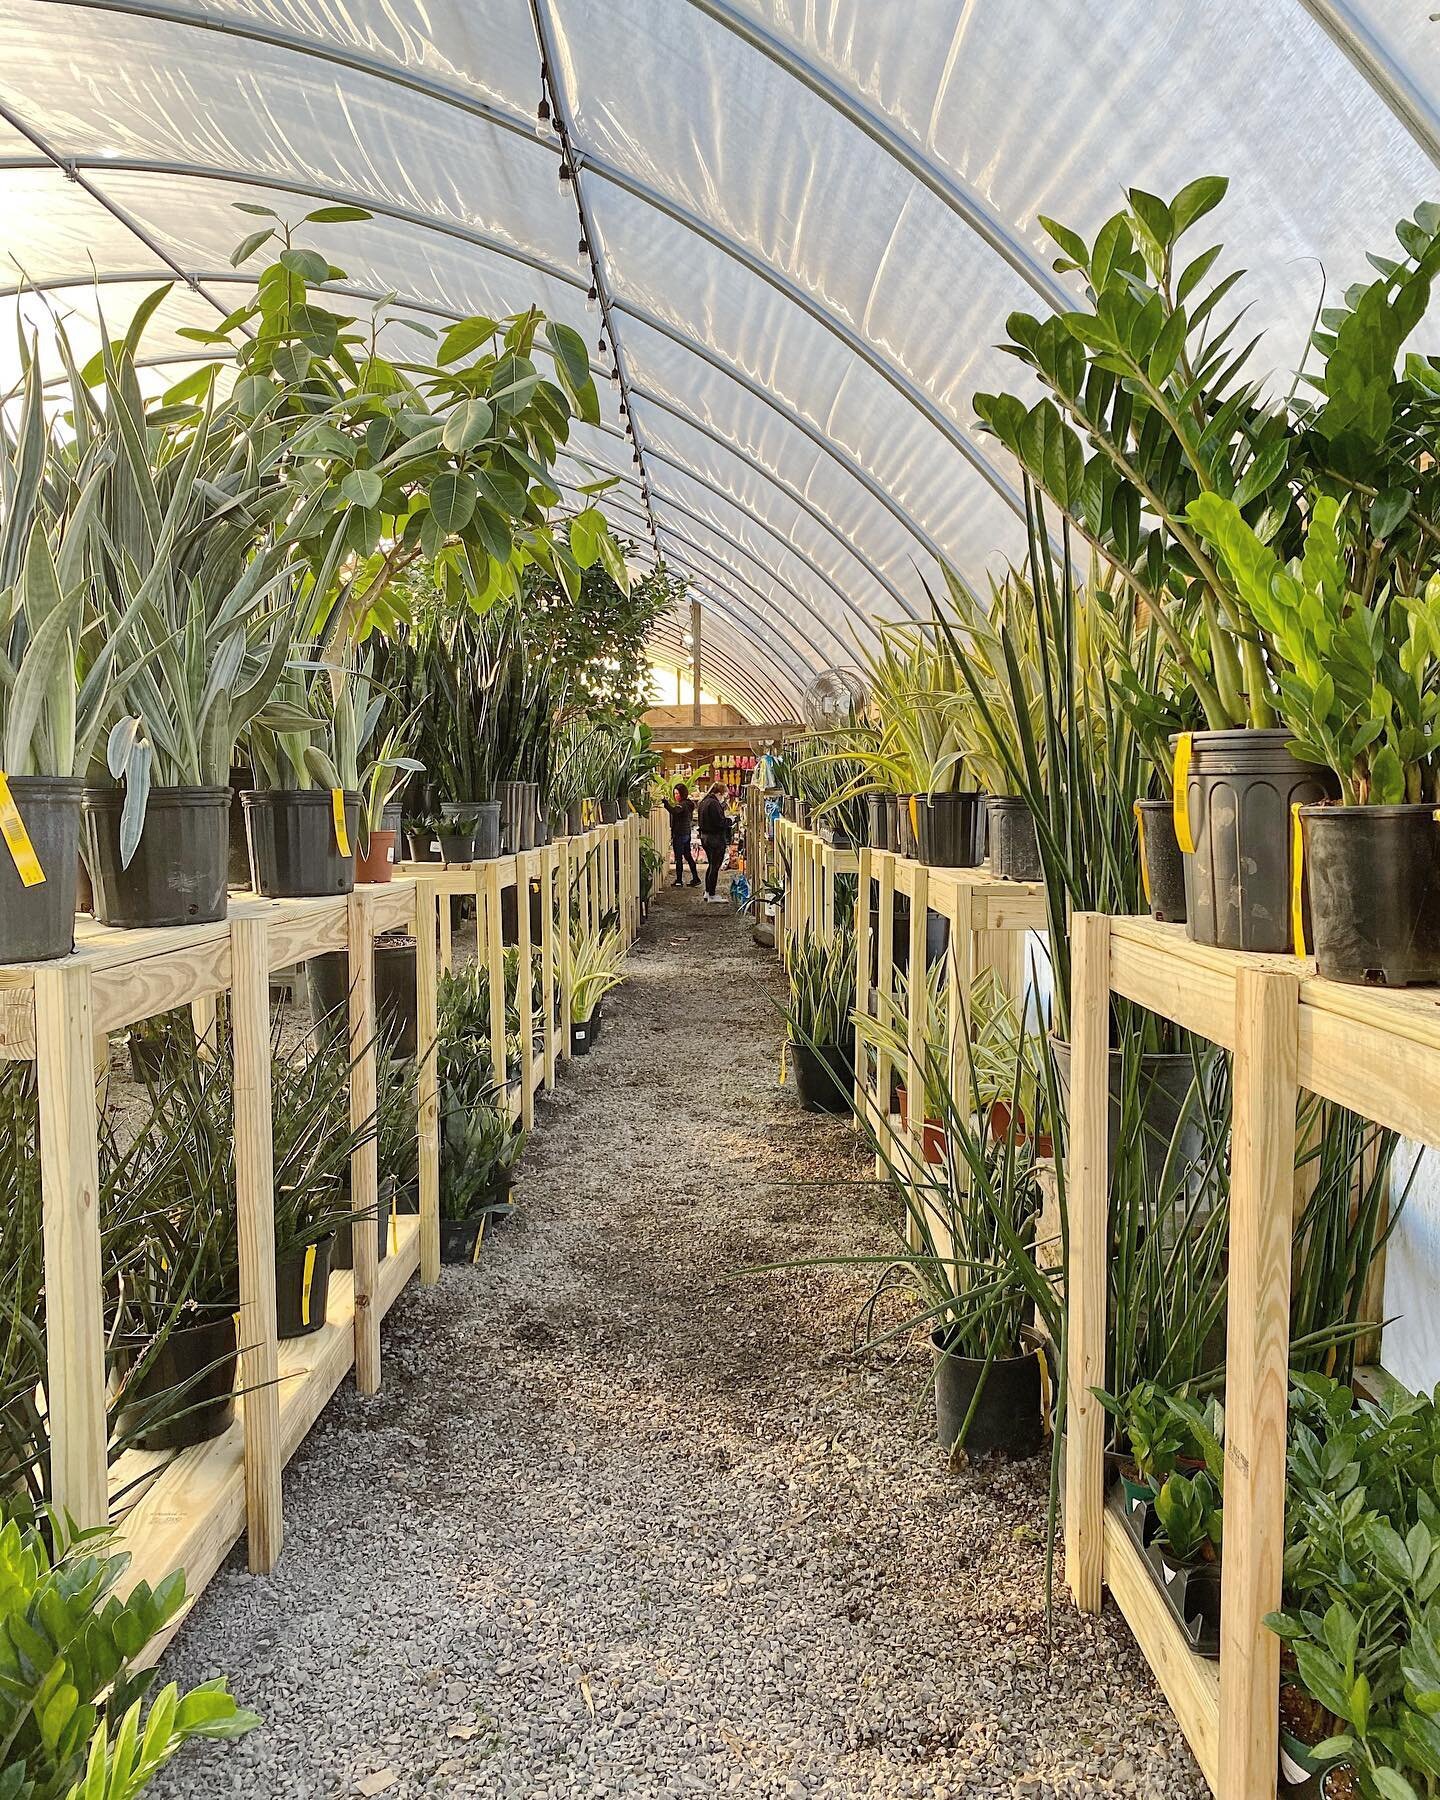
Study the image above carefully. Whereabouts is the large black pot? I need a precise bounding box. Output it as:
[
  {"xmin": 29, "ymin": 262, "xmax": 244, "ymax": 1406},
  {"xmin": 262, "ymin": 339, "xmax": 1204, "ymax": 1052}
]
[
  {"xmin": 1135, "ymin": 798, "xmax": 1187, "ymax": 924},
  {"xmin": 1300, "ymin": 804, "xmax": 1440, "ymax": 986},
  {"xmin": 793, "ymin": 1039, "xmax": 853, "ymax": 1113},
  {"xmin": 275, "ymin": 1234, "xmax": 335, "ymax": 1339},
  {"xmin": 872, "ymin": 895, "xmax": 949, "ymax": 983},
  {"xmin": 565, "ymin": 800, "xmax": 585, "ymax": 837},
  {"xmin": 895, "ymin": 794, "xmax": 916, "ymax": 858},
  {"xmin": 600, "ymin": 796, "xmax": 621, "ymax": 825},
  {"xmin": 1179, "ymin": 729, "xmax": 1336, "ymax": 952},
  {"xmin": 116, "ymin": 1312, "xmax": 238, "ymax": 1452},
  {"xmin": 242, "ymin": 789, "xmax": 359, "ymax": 899},
  {"xmin": 83, "ymin": 785, "xmax": 229, "ymax": 928},
  {"xmin": 305, "ymin": 937, "xmax": 418, "ymax": 1056},
  {"xmin": 502, "ymin": 879, "xmax": 545, "ymax": 948},
  {"xmin": 915, "ymin": 792, "xmax": 985, "ymax": 868},
  {"xmin": 440, "ymin": 1217, "xmax": 486, "ymax": 1264},
  {"xmin": 1051, "ymin": 1039, "xmax": 1213, "ymax": 1196},
  {"xmin": 932, "ymin": 1335, "xmax": 1045, "ymax": 1459},
  {"xmin": 987, "ymin": 797, "xmax": 1042, "ymax": 882},
  {"xmin": 866, "ymin": 791, "xmax": 898, "ymax": 854},
  {"xmin": 334, "ymin": 1176, "xmax": 394, "ymax": 1270},
  {"xmin": 0, "ymin": 776, "xmax": 83, "ymax": 962}
]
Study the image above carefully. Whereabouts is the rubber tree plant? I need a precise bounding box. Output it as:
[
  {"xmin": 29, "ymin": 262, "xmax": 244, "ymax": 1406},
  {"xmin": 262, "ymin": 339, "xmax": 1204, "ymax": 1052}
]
[{"xmin": 189, "ymin": 207, "xmax": 629, "ymax": 648}]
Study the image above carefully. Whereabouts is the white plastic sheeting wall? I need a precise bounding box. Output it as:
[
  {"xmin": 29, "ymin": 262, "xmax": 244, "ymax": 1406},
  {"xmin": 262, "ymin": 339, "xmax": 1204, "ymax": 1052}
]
[{"xmin": 3, "ymin": 0, "xmax": 1440, "ymax": 1367}]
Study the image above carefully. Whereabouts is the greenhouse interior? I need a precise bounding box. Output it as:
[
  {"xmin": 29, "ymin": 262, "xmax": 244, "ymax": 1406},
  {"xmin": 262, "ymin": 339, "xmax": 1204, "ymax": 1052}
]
[{"xmin": 6, "ymin": 2, "xmax": 1440, "ymax": 1797}]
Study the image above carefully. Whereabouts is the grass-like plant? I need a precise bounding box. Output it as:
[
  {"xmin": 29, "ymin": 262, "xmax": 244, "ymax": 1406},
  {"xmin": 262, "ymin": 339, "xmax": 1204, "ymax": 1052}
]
[{"xmin": 569, "ymin": 924, "xmax": 627, "ymax": 1024}]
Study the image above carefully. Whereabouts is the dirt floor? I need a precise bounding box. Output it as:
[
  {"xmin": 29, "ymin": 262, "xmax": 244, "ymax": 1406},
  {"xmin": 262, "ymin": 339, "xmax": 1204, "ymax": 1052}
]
[{"xmin": 152, "ymin": 880, "xmax": 1205, "ymax": 1800}]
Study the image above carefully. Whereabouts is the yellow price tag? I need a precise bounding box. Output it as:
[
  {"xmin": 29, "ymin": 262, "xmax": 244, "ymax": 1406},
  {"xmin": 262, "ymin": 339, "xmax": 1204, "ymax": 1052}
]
[
  {"xmin": 473, "ymin": 1217, "xmax": 486, "ymax": 1263},
  {"xmin": 1172, "ymin": 734, "xmax": 1195, "ymax": 855},
  {"xmin": 331, "ymin": 788, "xmax": 352, "ymax": 858},
  {"xmin": 0, "ymin": 774, "xmax": 45, "ymax": 888},
  {"xmin": 779, "ymin": 1039, "xmax": 789, "ymax": 1087},
  {"xmin": 300, "ymin": 1242, "xmax": 318, "ymax": 1327},
  {"xmin": 1133, "ymin": 802, "xmax": 1152, "ymax": 908},
  {"xmin": 1290, "ymin": 802, "xmax": 1308, "ymax": 960}
]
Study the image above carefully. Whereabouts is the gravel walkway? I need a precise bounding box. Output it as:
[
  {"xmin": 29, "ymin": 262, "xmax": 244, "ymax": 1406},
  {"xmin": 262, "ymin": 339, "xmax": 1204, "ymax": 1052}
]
[{"xmin": 153, "ymin": 883, "xmax": 1206, "ymax": 1800}]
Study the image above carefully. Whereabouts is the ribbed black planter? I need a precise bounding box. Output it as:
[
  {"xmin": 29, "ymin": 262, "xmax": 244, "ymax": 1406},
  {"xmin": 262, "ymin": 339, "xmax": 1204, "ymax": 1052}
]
[
  {"xmin": 986, "ymin": 797, "xmax": 1042, "ymax": 881},
  {"xmin": 565, "ymin": 800, "xmax": 585, "ymax": 837},
  {"xmin": 793, "ymin": 1040, "xmax": 853, "ymax": 1113},
  {"xmin": 242, "ymin": 789, "xmax": 359, "ymax": 898},
  {"xmin": 305, "ymin": 938, "xmax": 418, "ymax": 1055},
  {"xmin": 915, "ymin": 792, "xmax": 985, "ymax": 868},
  {"xmin": 932, "ymin": 1336, "xmax": 1045, "ymax": 1459},
  {"xmin": 440, "ymin": 1217, "xmax": 486, "ymax": 1264},
  {"xmin": 334, "ymin": 1176, "xmax": 394, "ymax": 1270},
  {"xmin": 0, "ymin": 776, "xmax": 83, "ymax": 962},
  {"xmin": 116, "ymin": 1312, "xmax": 238, "ymax": 1452},
  {"xmin": 84, "ymin": 785, "xmax": 230, "ymax": 928},
  {"xmin": 865, "ymin": 791, "xmax": 898, "ymax": 853},
  {"xmin": 1301, "ymin": 804, "xmax": 1440, "ymax": 986},
  {"xmin": 1135, "ymin": 798, "xmax": 1187, "ymax": 923},
  {"xmin": 275, "ymin": 1234, "xmax": 335, "ymax": 1339},
  {"xmin": 1179, "ymin": 729, "xmax": 1336, "ymax": 952},
  {"xmin": 1051, "ymin": 1039, "xmax": 1212, "ymax": 1196}
]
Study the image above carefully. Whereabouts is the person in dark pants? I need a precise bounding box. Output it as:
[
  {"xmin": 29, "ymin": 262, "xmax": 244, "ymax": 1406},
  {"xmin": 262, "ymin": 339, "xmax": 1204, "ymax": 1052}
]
[
  {"xmin": 661, "ymin": 783, "xmax": 698, "ymax": 886},
  {"xmin": 697, "ymin": 782, "xmax": 732, "ymax": 902}
]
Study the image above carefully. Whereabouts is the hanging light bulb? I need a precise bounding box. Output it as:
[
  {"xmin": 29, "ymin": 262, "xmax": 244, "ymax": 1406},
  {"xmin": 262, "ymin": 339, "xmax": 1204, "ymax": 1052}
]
[
  {"xmin": 537, "ymin": 96, "xmax": 551, "ymax": 123},
  {"xmin": 578, "ymin": 236, "xmax": 589, "ymax": 256},
  {"xmin": 587, "ymin": 285, "xmax": 598, "ymax": 304},
  {"xmin": 558, "ymin": 160, "xmax": 573, "ymax": 183},
  {"xmin": 597, "ymin": 335, "xmax": 607, "ymax": 355}
]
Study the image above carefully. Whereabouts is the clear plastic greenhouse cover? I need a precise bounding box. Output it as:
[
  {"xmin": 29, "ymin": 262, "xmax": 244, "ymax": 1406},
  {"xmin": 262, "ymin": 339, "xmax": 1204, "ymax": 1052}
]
[{"xmin": 1, "ymin": 0, "xmax": 1438, "ymax": 720}]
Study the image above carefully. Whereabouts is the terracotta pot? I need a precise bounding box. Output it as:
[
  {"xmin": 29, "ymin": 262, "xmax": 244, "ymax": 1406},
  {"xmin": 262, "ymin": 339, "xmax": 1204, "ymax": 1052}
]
[
  {"xmin": 895, "ymin": 1085, "xmax": 948, "ymax": 1164},
  {"xmin": 355, "ymin": 829, "xmax": 396, "ymax": 884}
]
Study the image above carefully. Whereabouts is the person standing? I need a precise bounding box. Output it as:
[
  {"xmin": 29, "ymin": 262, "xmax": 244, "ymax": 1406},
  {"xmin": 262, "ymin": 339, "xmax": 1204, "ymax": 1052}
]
[
  {"xmin": 697, "ymin": 782, "xmax": 732, "ymax": 902},
  {"xmin": 661, "ymin": 783, "xmax": 699, "ymax": 887}
]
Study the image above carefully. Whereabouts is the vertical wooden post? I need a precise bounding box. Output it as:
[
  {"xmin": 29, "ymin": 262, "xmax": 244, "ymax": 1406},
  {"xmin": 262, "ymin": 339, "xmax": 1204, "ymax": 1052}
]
[
  {"xmin": 1219, "ymin": 968, "xmax": 1299, "ymax": 1800},
  {"xmin": 190, "ymin": 991, "xmax": 219, "ymax": 1056},
  {"xmin": 347, "ymin": 889, "xmax": 381, "ymax": 1395},
  {"xmin": 947, "ymin": 884, "xmax": 976, "ymax": 1105},
  {"xmin": 874, "ymin": 852, "xmax": 896, "ymax": 1178},
  {"xmin": 854, "ymin": 844, "xmax": 872, "ymax": 1127},
  {"xmin": 905, "ymin": 863, "xmax": 929, "ymax": 1190},
  {"xmin": 1064, "ymin": 913, "xmax": 1110, "ymax": 1612},
  {"xmin": 483, "ymin": 861, "xmax": 507, "ymax": 1096},
  {"xmin": 559, "ymin": 836, "xmax": 575, "ymax": 1063},
  {"xmin": 416, "ymin": 879, "xmax": 440, "ymax": 1286},
  {"xmin": 231, "ymin": 916, "xmax": 282, "ymax": 1571},
  {"xmin": 540, "ymin": 844, "xmax": 558, "ymax": 1090},
  {"xmin": 516, "ymin": 851, "xmax": 536, "ymax": 1131},
  {"xmin": 438, "ymin": 878, "xmax": 454, "ymax": 973},
  {"xmin": 34, "ymin": 964, "xmax": 107, "ymax": 1529}
]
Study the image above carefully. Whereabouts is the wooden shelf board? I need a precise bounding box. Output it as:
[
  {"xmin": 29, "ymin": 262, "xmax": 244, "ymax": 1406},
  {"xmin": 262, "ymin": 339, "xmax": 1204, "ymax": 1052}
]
[
  {"xmin": 110, "ymin": 1214, "xmax": 420, "ymax": 1661},
  {"xmin": 1104, "ymin": 1496, "xmax": 1221, "ymax": 1793}
]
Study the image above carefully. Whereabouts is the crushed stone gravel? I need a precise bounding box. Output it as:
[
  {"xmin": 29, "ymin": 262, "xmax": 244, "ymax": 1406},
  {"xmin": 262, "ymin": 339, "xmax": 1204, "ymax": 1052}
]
[{"xmin": 149, "ymin": 883, "xmax": 1206, "ymax": 1799}]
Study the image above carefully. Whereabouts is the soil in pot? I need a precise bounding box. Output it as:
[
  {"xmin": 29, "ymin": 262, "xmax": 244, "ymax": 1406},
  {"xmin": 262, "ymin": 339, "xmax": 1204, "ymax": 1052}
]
[
  {"xmin": 792, "ymin": 1040, "xmax": 853, "ymax": 1113},
  {"xmin": 0, "ymin": 776, "xmax": 83, "ymax": 962},
  {"xmin": 305, "ymin": 935, "xmax": 417, "ymax": 1056},
  {"xmin": 1179, "ymin": 728, "xmax": 1337, "ymax": 952},
  {"xmin": 1135, "ymin": 797, "xmax": 1187, "ymax": 924},
  {"xmin": 243, "ymin": 789, "xmax": 360, "ymax": 899},
  {"xmin": 84, "ymin": 785, "xmax": 230, "ymax": 928},
  {"xmin": 987, "ymin": 797, "xmax": 1042, "ymax": 882},
  {"xmin": 115, "ymin": 1311, "xmax": 238, "ymax": 1452},
  {"xmin": 1300, "ymin": 803, "xmax": 1440, "ymax": 985},
  {"xmin": 355, "ymin": 829, "xmax": 396, "ymax": 883},
  {"xmin": 931, "ymin": 1335, "xmax": 1045, "ymax": 1459},
  {"xmin": 275, "ymin": 1235, "xmax": 335, "ymax": 1338},
  {"xmin": 915, "ymin": 792, "xmax": 985, "ymax": 868}
]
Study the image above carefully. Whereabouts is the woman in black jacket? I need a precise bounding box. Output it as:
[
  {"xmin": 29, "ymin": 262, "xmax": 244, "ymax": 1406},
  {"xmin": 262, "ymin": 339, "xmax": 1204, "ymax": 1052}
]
[
  {"xmin": 697, "ymin": 783, "xmax": 732, "ymax": 901},
  {"xmin": 661, "ymin": 784, "xmax": 699, "ymax": 886}
]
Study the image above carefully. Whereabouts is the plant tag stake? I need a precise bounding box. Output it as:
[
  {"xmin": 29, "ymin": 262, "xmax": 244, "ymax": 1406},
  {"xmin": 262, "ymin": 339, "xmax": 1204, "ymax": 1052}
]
[
  {"xmin": 331, "ymin": 788, "xmax": 351, "ymax": 858},
  {"xmin": 0, "ymin": 774, "xmax": 45, "ymax": 888},
  {"xmin": 1171, "ymin": 734, "xmax": 1195, "ymax": 855},
  {"xmin": 1290, "ymin": 802, "xmax": 1307, "ymax": 960},
  {"xmin": 1133, "ymin": 801, "xmax": 1151, "ymax": 907},
  {"xmin": 301, "ymin": 1242, "xmax": 318, "ymax": 1326}
]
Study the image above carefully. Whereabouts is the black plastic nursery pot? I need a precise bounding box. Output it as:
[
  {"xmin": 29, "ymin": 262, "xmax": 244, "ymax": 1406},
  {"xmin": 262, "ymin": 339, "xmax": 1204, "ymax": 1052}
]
[
  {"xmin": 1135, "ymin": 797, "xmax": 1187, "ymax": 924},
  {"xmin": 474, "ymin": 800, "xmax": 502, "ymax": 860},
  {"xmin": 874, "ymin": 894, "xmax": 950, "ymax": 982},
  {"xmin": 440, "ymin": 1216, "xmax": 487, "ymax": 1264},
  {"xmin": 931, "ymin": 1335, "xmax": 1045, "ymax": 1460},
  {"xmin": 334, "ymin": 1176, "xmax": 395, "ymax": 1271},
  {"xmin": 1178, "ymin": 728, "xmax": 1336, "ymax": 952},
  {"xmin": 1051, "ymin": 1039, "xmax": 1210, "ymax": 1196},
  {"xmin": 84, "ymin": 785, "xmax": 230, "ymax": 928},
  {"xmin": 865, "ymin": 791, "xmax": 898, "ymax": 854},
  {"xmin": 305, "ymin": 937, "xmax": 418, "ymax": 1056},
  {"xmin": 405, "ymin": 829, "xmax": 440, "ymax": 863},
  {"xmin": 570, "ymin": 999, "xmax": 604, "ymax": 1055},
  {"xmin": 522, "ymin": 781, "xmax": 541, "ymax": 847},
  {"xmin": 0, "ymin": 776, "xmax": 84, "ymax": 962},
  {"xmin": 1300, "ymin": 804, "xmax": 1440, "ymax": 986},
  {"xmin": 600, "ymin": 796, "xmax": 621, "ymax": 825},
  {"xmin": 116, "ymin": 1312, "xmax": 238, "ymax": 1452},
  {"xmin": 439, "ymin": 829, "xmax": 476, "ymax": 865},
  {"xmin": 986, "ymin": 797, "xmax": 1042, "ymax": 882},
  {"xmin": 914, "ymin": 792, "xmax": 985, "ymax": 868},
  {"xmin": 895, "ymin": 794, "xmax": 915, "ymax": 857},
  {"xmin": 274, "ymin": 1235, "xmax": 335, "ymax": 1339},
  {"xmin": 792, "ymin": 1039, "xmax": 853, "ymax": 1113},
  {"xmin": 242, "ymin": 789, "xmax": 360, "ymax": 899},
  {"xmin": 565, "ymin": 800, "xmax": 585, "ymax": 837}
]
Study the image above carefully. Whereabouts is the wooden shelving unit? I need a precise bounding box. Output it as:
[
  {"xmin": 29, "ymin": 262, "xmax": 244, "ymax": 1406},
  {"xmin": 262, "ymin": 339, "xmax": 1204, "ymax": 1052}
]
[
  {"xmin": 1064, "ymin": 912, "xmax": 1440, "ymax": 1799},
  {"xmin": 0, "ymin": 820, "xmax": 640, "ymax": 1651}
]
